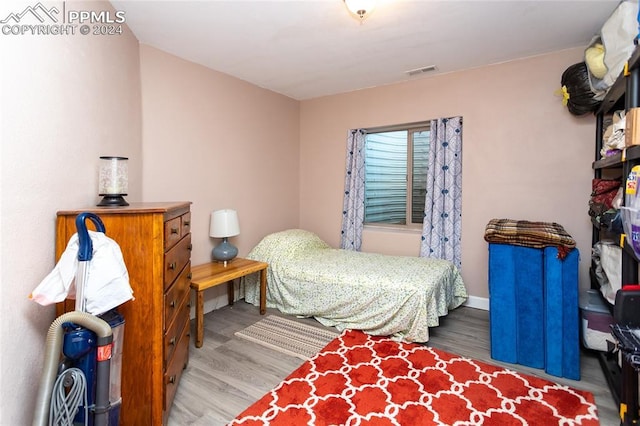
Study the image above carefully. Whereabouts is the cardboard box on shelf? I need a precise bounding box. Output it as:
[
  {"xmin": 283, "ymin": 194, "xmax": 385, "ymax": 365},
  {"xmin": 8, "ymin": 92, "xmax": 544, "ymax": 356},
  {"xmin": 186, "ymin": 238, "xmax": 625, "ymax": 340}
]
[{"xmin": 626, "ymin": 107, "xmax": 640, "ymax": 147}]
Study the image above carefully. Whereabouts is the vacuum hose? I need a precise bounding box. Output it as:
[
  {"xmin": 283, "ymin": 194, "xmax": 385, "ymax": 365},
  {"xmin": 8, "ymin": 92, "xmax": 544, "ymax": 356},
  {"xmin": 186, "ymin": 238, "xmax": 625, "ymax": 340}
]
[{"xmin": 32, "ymin": 311, "xmax": 112, "ymax": 426}]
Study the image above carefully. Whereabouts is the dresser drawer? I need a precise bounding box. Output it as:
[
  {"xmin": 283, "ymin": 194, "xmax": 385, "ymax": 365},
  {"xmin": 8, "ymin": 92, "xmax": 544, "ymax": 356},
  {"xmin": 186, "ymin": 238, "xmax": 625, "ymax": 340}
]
[
  {"xmin": 164, "ymin": 212, "xmax": 192, "ymax": 251},
  {"xmin": 164, "ymin": 262, "xmax": 191, "ymax": 331},
  {"xmin": 164, "ymin": 233, "xmax": 191, "ymax": 290},
  {"xmin": 164, "ymin": 217, "xmax": 182, "ymax": 250},
  {"xmin": 164, "ymin": 318, "xmax": 190, "ymax": 411},
  {"xmin": 181, "ymin": 212, "xmax": 191, "ymax": 237},
  {"xmin": 163, "ymin": 289, "xmax": 190, "ymax": 367}
]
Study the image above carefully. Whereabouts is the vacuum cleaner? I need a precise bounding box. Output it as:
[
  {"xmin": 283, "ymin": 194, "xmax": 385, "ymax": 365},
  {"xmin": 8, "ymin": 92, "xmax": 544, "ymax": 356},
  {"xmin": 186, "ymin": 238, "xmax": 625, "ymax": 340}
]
[{"xmin": 33, "ymin": 213, "xmax": 125, "ymax": 426}]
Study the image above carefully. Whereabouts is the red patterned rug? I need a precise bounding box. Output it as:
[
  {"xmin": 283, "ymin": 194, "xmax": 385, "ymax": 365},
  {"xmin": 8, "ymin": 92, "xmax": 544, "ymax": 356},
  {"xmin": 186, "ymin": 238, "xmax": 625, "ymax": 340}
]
[{"xmin": 230, "ymin": 329, "xmax": 599, "ymax": 425}]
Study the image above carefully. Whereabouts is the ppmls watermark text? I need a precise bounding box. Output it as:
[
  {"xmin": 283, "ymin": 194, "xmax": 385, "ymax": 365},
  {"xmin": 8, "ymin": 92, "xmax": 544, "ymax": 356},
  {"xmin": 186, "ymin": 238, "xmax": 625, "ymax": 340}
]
[{"xmin": 1, "ymin": 2, "xmax": 126, "ymax": 36}]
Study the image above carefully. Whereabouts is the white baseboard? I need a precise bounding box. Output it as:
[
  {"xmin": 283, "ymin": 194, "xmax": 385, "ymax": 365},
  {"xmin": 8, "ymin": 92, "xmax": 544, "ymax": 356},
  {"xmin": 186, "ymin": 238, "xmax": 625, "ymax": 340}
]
[{"xmin": 463, "ymin": 295, "xmax": 489, "ymax": 311}]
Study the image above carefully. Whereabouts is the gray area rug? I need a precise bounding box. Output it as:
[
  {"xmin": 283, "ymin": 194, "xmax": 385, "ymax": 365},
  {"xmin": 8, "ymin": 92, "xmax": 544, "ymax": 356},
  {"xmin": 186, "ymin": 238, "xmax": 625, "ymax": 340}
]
[{"xmin": 235, "ymin": 315, "xmax": 339, "ymax": 360}]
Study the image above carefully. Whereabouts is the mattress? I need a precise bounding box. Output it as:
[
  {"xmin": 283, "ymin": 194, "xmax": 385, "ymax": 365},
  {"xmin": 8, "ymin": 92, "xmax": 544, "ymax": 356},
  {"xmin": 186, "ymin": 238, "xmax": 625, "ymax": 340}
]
[{"xmin": 243, "ymin": 229, "xmax": 468, "ymax": 342}]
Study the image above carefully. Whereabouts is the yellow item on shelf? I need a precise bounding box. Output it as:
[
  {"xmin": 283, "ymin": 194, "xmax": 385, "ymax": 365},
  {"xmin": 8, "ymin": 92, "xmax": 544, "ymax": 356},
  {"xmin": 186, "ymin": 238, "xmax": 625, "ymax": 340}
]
[
  {"xmin": 626, "ymin": 165, "xmax": 640, "ymax": 196},
  {"xmin": 585, "ymin": 43, "xmax": 607, "ymax": 79}
]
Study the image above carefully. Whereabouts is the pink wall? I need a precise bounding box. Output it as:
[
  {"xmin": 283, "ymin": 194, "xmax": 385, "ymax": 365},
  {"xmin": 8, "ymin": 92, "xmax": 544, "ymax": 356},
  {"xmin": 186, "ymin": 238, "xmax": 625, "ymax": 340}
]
[
  {"xmin": 138, "ymin": 45, "xmax": 300, "ymax": 310},
  {"xmin": 299, "ymin": 48, "xmax": 595, "ymax": 301},
  {"xmin": 1, "ymin": 1, "xmax": 141, "ymax": 422}
]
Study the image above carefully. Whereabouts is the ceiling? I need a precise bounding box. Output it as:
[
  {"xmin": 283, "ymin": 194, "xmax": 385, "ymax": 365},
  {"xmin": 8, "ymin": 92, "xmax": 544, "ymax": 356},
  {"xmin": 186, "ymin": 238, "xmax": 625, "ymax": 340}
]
[{"xmin": 109, "ymin": 0, "xmax": 619, "ymax": 100}]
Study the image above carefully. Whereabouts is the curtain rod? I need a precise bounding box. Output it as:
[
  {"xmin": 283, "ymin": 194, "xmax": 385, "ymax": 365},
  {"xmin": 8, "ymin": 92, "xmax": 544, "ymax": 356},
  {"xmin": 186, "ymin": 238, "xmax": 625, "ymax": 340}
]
[{"xmin": 365, "ymin": 120, "xmax": 430, "ymax": 133}]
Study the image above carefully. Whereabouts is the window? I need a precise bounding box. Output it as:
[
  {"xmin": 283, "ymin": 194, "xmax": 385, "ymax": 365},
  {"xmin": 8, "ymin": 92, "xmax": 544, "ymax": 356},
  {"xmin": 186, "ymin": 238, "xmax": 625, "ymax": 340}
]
[{"xmin": 364, "ymin": 123, "xmax": 430, "ymax": 227}]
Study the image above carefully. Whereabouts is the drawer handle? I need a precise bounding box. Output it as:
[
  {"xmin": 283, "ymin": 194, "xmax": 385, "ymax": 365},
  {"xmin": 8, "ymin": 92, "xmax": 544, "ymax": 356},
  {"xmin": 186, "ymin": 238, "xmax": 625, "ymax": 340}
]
[
  {"xmin": 187, "ymin": 302, "xmax": 191, "ymax": 309},
  {"xmin": 169, "ymin": 337, "xmax": 176, "ymax": 346},
  {"xmin": 169, "ymin": 300, "xmax": 176, "ymax": 308},
  {"xmin": 171, "ymin": 227, "xmax": 179, "ymax": 235},
  {"xmin": 188, "ymin": 244, "xmax": 193, "ymax": 251},
  {"xmin": 184, "ymin": 220, "xmax": 191, "ymax": 227},
  {"xmin": 169, "ymin": 375, "xmax": 176, "ymax": 384},
  {"xmin": 187, "ymin": 273, "xmax": 192, "ymax": 279},
  {"xmin": 168, "ymin": 262, "xmax": 176, "ymax": 270}
]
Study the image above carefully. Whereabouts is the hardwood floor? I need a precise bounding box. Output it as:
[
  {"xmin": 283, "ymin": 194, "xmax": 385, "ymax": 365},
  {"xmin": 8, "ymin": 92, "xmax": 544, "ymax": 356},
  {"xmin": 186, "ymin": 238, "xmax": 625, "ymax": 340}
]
[{"xmin": 168, "ymin": 301, "xmax": 619, "ymax": 425}]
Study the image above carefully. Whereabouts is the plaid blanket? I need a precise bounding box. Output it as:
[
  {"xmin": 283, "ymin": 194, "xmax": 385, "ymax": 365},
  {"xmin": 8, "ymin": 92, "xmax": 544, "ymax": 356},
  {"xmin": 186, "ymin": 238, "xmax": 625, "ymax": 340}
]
[{"xmin": 484, "ymin": 219, "xmax": 576, "ymax": 259}]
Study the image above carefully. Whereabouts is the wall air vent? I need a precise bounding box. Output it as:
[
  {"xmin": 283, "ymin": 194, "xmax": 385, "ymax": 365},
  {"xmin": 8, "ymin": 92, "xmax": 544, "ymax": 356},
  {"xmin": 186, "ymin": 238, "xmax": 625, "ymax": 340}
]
[{"xmin": 405, "ymin": 65, "xmax": 438, "ymax": 76}]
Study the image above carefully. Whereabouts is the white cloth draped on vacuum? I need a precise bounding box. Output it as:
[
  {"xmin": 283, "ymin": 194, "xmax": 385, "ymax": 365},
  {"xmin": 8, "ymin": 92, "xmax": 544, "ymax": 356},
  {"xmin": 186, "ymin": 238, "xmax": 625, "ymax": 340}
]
[{"xmin": 31, "ymin": 226, "xmax": 133, "ymax": 315}]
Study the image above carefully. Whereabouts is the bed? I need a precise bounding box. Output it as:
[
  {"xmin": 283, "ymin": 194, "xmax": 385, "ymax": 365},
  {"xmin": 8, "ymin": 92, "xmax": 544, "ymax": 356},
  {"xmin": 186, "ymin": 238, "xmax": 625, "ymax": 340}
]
[{"xmin": 243, "ymin": 229, "xmax": 468, "ymax": 342}]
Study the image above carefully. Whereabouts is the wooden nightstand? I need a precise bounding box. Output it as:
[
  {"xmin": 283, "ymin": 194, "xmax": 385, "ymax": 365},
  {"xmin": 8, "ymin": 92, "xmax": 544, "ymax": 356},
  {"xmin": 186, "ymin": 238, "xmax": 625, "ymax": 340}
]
[{"xmin": 190, "ymin": 258, "xmax": 268, "ymax": 348}]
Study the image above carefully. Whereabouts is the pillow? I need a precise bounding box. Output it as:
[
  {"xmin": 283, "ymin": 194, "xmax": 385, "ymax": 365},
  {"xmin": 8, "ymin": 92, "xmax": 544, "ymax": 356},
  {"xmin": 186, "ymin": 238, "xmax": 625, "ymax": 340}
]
[{"xmin": 247, "ymin": 229, "xmax": 330, "ymax": 265}]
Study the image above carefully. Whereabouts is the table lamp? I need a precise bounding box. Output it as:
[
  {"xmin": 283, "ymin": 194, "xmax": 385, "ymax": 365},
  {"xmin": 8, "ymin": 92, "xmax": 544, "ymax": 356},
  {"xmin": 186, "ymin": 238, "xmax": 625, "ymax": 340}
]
[{"xmin": 210, "ymin": 209, "xmax": 240, "ymax": 266}]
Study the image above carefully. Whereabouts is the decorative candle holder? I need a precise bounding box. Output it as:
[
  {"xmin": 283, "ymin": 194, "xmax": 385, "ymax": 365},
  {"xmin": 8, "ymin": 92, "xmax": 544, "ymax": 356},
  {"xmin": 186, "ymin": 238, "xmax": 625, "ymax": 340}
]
[{"xmin": 97, "ymin": 156, "xmax": 129, "ymax": 207}]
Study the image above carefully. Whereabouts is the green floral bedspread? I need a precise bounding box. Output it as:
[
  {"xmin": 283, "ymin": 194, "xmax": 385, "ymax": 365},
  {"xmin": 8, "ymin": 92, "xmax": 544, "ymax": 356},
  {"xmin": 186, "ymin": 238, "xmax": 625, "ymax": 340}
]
[{"xmin": 243, "ymin": 229, "xmax": 467, "ymax": 342}]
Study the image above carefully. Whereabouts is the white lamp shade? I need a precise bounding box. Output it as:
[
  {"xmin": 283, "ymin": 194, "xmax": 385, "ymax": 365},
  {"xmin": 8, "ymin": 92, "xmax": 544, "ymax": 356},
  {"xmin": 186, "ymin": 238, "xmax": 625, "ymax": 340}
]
[
  {"xmin": 210, "ymin": 209, "xmax": 240, "ymax": 238},
  {"xmin": 98, "ymin": 156, "xmax": 128, "ymax": 195}
]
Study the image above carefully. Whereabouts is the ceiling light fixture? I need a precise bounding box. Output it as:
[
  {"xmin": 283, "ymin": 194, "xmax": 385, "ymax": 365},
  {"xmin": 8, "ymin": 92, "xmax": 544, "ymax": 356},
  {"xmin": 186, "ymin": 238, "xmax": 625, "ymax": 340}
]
[{"xmin": 344, "ymin": 0, "xmax": 376, "ymax": 22}]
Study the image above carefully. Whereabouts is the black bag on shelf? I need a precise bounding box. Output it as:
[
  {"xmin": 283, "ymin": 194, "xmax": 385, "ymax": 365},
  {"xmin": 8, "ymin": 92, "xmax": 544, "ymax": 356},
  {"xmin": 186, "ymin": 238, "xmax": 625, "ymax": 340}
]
[
  {"xmin": 561, "ymin": 62, "xmax": 602, "ymax": 116},
  {"xmin": 600, "ymin": 209, "xmax": 624, "ymax": 234}
]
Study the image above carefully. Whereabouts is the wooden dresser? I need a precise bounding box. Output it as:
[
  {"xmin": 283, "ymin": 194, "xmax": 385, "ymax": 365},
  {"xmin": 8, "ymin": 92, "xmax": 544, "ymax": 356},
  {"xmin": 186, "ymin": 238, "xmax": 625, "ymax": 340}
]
[{"xmin": 55, "ymin": 202, "xmax": 192, "ymax": 425}]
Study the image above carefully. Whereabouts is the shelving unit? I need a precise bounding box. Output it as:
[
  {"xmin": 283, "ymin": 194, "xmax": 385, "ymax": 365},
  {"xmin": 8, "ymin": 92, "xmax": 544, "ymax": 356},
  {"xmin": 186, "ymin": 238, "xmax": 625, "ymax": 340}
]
[{"xmin": 592, "ymin": 45, "xmax": 640, "ymax": 425}]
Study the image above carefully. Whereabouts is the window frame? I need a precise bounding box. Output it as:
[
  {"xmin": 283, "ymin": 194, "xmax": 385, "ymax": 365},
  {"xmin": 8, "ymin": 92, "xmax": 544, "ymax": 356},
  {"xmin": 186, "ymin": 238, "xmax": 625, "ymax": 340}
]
[{"xmin": 363, "ymin": 121, "xmax": 431, "ymax": 232}]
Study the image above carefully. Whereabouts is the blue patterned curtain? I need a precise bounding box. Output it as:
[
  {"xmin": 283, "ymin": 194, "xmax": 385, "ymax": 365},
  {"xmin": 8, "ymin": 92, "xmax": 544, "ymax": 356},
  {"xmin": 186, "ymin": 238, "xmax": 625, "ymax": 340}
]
[
  {"xmin": 340, "ymin": 129, "xmax": 366, "ymax": 250},
  {"xmin": 420, "ymin": 117, "xmax": 463, "ymax": 270}
]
